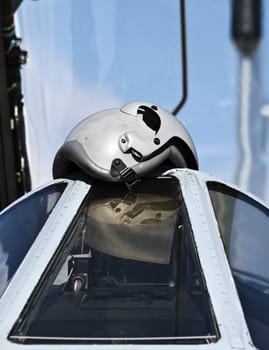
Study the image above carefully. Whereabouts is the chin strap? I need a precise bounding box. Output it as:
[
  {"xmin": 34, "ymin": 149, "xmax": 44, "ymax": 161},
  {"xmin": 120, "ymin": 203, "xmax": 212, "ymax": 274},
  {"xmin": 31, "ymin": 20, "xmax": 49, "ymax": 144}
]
[{"xmin": 110, "ymin": 158, "xmax": 140, "ymax": 189}]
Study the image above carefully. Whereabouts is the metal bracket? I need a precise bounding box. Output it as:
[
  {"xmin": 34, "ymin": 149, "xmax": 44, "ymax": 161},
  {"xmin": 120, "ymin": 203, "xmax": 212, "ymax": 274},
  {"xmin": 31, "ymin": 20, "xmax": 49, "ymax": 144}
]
[{"xmin": 110, "ymin": 158, "xmax": 140, "ymax": 189}]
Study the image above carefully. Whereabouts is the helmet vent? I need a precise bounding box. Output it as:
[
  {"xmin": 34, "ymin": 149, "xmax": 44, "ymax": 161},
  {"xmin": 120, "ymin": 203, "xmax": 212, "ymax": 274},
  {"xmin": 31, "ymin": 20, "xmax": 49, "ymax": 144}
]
[{"xmin": 137, "ymin": 105, "xmax": 161, "ymax": 134}]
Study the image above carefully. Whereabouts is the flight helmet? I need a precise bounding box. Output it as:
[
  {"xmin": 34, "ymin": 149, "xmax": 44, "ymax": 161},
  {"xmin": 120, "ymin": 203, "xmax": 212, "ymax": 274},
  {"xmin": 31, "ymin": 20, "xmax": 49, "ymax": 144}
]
[{"xmin": 53, "ymin": 101, "xmax": 198, "ymax": 186}]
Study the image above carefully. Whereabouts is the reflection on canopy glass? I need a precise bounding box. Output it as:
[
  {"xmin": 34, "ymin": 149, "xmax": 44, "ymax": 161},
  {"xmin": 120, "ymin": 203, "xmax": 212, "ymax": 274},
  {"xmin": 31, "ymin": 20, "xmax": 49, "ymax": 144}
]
[
  {"xmin": 10, "ymin": 178, "xmax": 218, "ymax": 344},
  {"xmin": 208, "ymin": 181, "xmax": 269, "ymax": 350},
  {"xmin": 0, "ymin": 183, "xmax": 66, "ymax": 298}
]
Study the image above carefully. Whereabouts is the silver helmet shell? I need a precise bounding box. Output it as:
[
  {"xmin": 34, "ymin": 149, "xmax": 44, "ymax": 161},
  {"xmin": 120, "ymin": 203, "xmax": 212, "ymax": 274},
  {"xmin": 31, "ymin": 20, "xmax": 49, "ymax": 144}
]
[{"xmin": 53, "ymin": 101, "xmax": 198, "ymax": 183}]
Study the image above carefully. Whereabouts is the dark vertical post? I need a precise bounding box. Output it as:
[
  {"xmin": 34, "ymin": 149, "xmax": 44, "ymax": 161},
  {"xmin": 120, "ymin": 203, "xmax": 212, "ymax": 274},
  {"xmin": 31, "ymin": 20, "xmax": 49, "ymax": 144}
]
[
  {"xmin": 0, "ymin": 0, "xmax": 31, "ymax": 210},
  {"xmin": 232, "ymin": 0, "xmax": 261, "ymax": 54},
  {"xmin": 0, "ymin": 10, "xmax": 18, "ymax": 209}
]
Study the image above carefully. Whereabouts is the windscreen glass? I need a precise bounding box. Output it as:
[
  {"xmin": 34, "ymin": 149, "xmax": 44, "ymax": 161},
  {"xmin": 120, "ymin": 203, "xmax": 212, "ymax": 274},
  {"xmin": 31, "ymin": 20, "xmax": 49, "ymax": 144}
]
[
  {"xmin": 208, "ymin": 181, "xmax": 269, "ymax": 350},
  {"xmin": 0, "ymin": 182, "xmax": 66, "ymax": 298},
  {"xmin": 9, "ymin": 178, "xmax": 218, "ymax": 345}
]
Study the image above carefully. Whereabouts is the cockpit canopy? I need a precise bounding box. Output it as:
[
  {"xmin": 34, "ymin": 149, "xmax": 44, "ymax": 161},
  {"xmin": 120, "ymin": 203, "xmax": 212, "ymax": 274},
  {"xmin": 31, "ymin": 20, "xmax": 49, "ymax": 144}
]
[
  {"xmin": 8, "ymin": 177, "xmax": 218, "ymax": 345},
  {"xmin": 1, "ymin": 170, "xmax": 269, "ymax": 349}
]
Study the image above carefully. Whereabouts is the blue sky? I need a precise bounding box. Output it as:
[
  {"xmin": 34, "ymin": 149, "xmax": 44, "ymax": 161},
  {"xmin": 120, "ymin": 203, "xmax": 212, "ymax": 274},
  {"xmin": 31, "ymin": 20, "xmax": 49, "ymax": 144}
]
[{"xmin": 17, "ymin": 0, "xmax": 269, "ymax": 203}]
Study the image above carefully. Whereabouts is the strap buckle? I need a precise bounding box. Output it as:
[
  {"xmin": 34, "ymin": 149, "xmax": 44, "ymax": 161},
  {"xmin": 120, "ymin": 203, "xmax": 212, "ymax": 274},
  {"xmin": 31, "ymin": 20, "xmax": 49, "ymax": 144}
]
[{"xmin": 110, "ymin": 158, "xmax": 140, "ymax": 189}]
